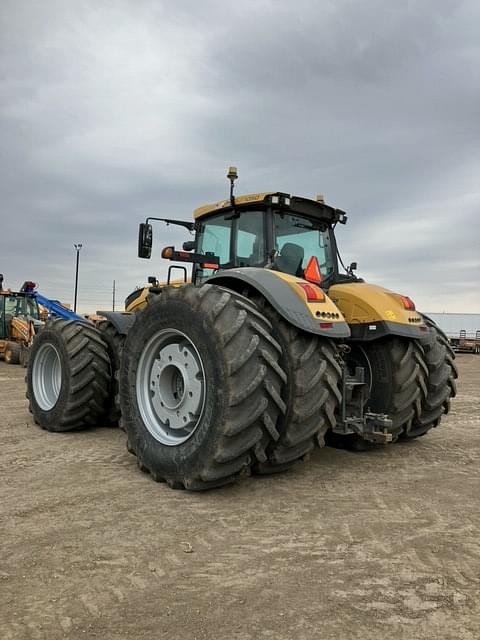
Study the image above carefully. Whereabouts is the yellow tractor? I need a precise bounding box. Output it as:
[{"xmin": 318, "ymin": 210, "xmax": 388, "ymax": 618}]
[
  {"xmin": 0, "ymin": 275, "xmax": 42, "ymax": 366},
  {"xmin": 26, "ymin": 169, "xmax": 457, "ymax": 490}
]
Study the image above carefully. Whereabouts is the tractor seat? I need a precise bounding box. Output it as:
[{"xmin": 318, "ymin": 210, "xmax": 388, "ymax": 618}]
[{"xmin": 276, "ymin": 243, "xmax": 304, "ymax": 277}]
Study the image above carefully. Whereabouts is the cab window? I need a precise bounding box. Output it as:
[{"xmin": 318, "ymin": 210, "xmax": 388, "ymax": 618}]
[
  {"xmin": 196, "ymin": 217, "xmax": 233, "ymax": 267},
  {"xmin": 274, "ymin": 213, "xmax": 334, "ymax": 279},
  {"xmin": 236, "ymin": 212, "xmax": 265, "ymax": 267},
  {"xmin": 196, "ymin": 211, "xmax": 266, "ymax": 277}
]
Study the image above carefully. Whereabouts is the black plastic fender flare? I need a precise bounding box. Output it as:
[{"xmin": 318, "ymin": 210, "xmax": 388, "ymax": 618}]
[
  {"xmin": 96, "ymin": 311, "xmax": 136, "ymax": 336},
  {"xmin": 207, "ymin": 268, "xmax": 350, "ymax": 339}
]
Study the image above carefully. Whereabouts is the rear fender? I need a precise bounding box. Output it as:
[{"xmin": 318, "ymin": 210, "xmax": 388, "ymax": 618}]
[
  {"xmin": 328, "ymin": 282, "xmax": 427, "ymax": 341},
  {"xmin": 208, "ymin": 267, "xmax": 350, "ymax": 338}
]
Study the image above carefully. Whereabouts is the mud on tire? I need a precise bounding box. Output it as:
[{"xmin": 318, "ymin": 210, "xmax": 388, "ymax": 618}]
[
  {"xmin": 403, "ymin": 314, "xmax": 458, "ymax": 438},
  {"xmin": 119, "ymin": 284, "xmax": 286, "ymax": 490},
  {"xmin": 252, "ymin": 302, "xmax": 342, "ymax": 473},
  {"xmin": 26, "ymin": 319, "xmax": 111, "ymax": 431}
]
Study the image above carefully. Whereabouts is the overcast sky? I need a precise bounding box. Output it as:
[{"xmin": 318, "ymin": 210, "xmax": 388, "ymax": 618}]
[{"xmin": 1, "ymin": 0, "xmax": 479, "ymax": 313}]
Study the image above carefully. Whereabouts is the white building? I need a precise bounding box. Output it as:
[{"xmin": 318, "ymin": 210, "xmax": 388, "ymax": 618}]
[{"xmin": 425, "ymin": 313, "xmax": 480, "ymax": 337}]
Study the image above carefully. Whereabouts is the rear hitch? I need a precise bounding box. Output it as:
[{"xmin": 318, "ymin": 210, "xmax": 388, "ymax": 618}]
[{"xmin": 333, "ymin": 365, "xmax": 393, "ymax": 444}]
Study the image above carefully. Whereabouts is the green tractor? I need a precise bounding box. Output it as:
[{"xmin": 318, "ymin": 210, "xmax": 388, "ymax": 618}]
[{"xmin": 26, "ymin": 168, "xmax": 457, "ymax": 490}]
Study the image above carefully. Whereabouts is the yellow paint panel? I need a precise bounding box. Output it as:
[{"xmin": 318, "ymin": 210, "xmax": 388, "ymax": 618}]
[
  {"xmin": 328, "ymin": 282, "xmax": 424, "ymax": 326},
  {"xmin": 126, "ymin": 287, "xmax": 150, "ymax": 313},
  {"xmin": 272, "ymin": 271, "xmax": 346, "ymax": 323},
  {"xmin": 126, "ymin": 281, "xmax": 191, "ymax": 314}
]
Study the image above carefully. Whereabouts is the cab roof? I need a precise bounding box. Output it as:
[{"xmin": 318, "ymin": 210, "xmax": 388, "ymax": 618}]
[
  {"xmin": 193, "ymin": 192, "xmax": 347, "ymax": 225},
  {"xmin": 193, "ymin": 192, "xmax": 275, "ymax": 219}
]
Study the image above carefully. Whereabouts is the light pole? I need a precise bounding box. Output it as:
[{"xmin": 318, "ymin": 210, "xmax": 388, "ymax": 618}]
[{"xmin": 73, "ymin": 243, "xmax": 83, "ymax": 313}]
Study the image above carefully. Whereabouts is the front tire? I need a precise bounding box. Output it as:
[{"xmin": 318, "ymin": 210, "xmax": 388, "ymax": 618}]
[{"xmin": 119, "ymin": 285, "xmax": 286, "ymax": 490}]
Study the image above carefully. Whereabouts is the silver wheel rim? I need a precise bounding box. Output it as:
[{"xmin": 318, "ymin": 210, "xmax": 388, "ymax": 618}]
[
  {"xmin": 136, "ymin": 329, "xmax": 206, "ymax": 446},
  {"xmin": 32, "ymin": 343, "xmax": 62, "ymax": 410}
]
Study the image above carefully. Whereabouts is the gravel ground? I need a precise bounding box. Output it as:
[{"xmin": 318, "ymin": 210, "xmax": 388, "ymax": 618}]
[{"xmin": 0, "ymin": 354, "xmax": 479, "ymax": 640}]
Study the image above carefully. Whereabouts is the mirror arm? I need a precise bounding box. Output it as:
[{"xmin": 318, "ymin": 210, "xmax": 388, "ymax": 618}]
[{"xmin": 145, "ymin": 217, "xmax": 195, "ymax": 232}]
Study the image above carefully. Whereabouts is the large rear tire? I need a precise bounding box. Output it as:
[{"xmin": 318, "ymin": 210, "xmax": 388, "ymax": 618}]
[
  {"xmin": 119, "ymin": 285, "xmax": 286, "ymax": 490},
  {"xmin": 359, "ymin": 336, "xmax": 427, "ymax": 439},
  {"xmin": 403, "ymin": 315, "xmax": 458, "ymax": 438},
  {"xmin": 27, "ymin": 319, "xmax": 111, "ymax": 432},
  {"xmin": 252, "ymin": 302, "xmax": 342, "ymax": 473}
]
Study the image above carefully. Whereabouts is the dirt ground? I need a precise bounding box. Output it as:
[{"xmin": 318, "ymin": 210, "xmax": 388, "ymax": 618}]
[{"xmin": 1, "ymin": 355, "xmax": 479, "ymax": 640}]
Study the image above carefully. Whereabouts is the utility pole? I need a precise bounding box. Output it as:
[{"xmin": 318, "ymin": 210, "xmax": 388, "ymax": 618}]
[
  {"xmin": 73, "ymin": 244, "xmax": 83, "ymax": 313},
  {"xmin": 112, "ymin": 279, "xmax": 116, "ymax": 311}
]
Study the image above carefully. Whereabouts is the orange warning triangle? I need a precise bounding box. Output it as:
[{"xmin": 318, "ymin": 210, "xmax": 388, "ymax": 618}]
[{"xmin": 304, "ymin": 256, "xmax": 323, "ymax": 285}]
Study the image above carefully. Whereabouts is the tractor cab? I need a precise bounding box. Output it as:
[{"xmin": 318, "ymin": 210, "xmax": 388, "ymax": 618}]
[
  {"xmin": 193, "ymin": 191, "xmax": 346, "ymax": 286},
  {"xmin": 138, "ymin": 167, "xmax": 348, "ymax": 289}
]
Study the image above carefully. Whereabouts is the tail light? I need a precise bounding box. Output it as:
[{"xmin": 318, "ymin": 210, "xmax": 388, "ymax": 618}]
[
  {"xmin": 296, "ymin": 282, "xmax": 325, "ymax": 302},
  {"xmin": 400, "ymin": 295, "xmax": 416, "ymax": 311}
]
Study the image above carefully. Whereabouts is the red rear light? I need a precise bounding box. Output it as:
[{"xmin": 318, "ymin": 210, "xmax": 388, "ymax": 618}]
[
  {"xmin": 400, "ymin": 295, "xmax": 416, "ymax": 310},
  {"xmin": 319, "ymin": 322, "xmax": 333, "ymax": 329},
  {"xmin": 201, "ymin": 263, "xmax": 219, "ymax": 270},
  {"xmin": 296, "ymin": 282, "xmax": 325, "ymax": 302},
  {"xmin": 304, "ymin": 256, "xmax": 323, "ymax": 285}
]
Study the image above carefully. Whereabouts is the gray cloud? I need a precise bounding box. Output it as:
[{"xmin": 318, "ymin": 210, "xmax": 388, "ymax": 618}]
[{"xmin": 0, "ymin": 0, "xmax": 479, "ymax": 312}]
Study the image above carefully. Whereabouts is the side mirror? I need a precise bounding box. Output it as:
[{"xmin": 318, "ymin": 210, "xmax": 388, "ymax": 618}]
[
  {"xmin": 347, "ymin": 261, "xmax": 358, "ymax": 277},
  {"xmin": 138, "ymin": 223, "xmax": 153, "ymax": 259},
  {"xmin": 182, "ymin": 240, "xmax": 196, "ymax": 251}
]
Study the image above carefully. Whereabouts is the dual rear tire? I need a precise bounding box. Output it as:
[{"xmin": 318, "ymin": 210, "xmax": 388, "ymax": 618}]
[
  {"xmin": 252, "ymin": 302, "xmax": 342, "ymax": 473},
  {"xmin": 337, "ymin": 318, "xmax": 457, "ymax": 445},
  {"xmin": 119, "ymin": 285, "xmax": 287, "ymax": 489},
  {"xmin": 363, "ymin": 320, "xmax": 457, "ymax": 440},
  {"xmin": 26, "ymin": 319, "xmax": 111, "ymax": 431}
]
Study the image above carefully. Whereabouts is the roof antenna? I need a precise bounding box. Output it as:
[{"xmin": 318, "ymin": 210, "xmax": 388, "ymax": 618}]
[{"xmin": 227, "ymin": 166, "xmax": 238, "ymax": 207}]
